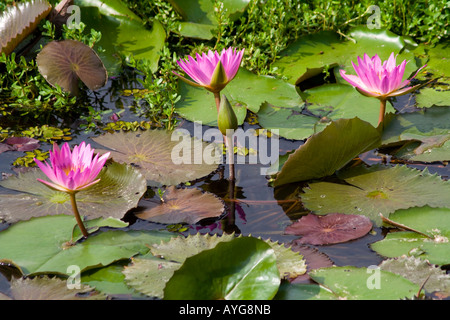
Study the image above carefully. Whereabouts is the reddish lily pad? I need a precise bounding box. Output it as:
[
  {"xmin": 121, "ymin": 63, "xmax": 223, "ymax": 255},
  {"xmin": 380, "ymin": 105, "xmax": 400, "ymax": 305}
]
[
  {"xmin": 285, "ymin": 213, "xmax": 373, "ymax": 245},
  {"xmin": 36, "ymin": 39, "xmax": 108, "ymax": 95},
  {"xmin": 134, "ymin": 186, "xmax": 224, "ymax": 224},
  {"xmin": 0, "ymin": 137, "xmax": 40, "ymax": 154}
]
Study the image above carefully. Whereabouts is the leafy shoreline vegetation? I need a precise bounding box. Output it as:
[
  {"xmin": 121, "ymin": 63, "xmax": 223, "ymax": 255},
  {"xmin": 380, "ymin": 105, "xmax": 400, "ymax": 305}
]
[{"xmin": 0, "ymin": 0, "xmax": 450, "ymax": 301}]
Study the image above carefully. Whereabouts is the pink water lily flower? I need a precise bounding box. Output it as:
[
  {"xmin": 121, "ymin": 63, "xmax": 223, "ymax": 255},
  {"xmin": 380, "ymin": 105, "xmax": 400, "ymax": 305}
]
[
  {"xmin": 34, "ymin": 142, "xmax": 110, "ymax": 193},
  {"xmin": 174, "ymin": 47, "xmax": 244, "ymax": 94},
  {"xmin": 340, "ymin": 52, "xmax": 427, "ymax": 125},
  {"xmin": 34, "ymin": 142, "xmax": 110, "ymax": 238}
]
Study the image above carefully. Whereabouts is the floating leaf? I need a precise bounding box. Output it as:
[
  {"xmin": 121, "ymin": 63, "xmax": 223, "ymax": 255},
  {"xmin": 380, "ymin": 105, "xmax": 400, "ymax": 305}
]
[
  {"xmin": 371, "ymin": 206, "xmax": 450, "ymax": 266},
  {"xmin": 274, "ymin": 282, "xmax": 337, "ymax": 300},
  {"xmin": 0, "ymin": 0, "xmax": 52, "ymax": 55},
  {"xmin": 381, "ymin": 106, "xmax": 450, "ymax": 162},
  {"xmin": 92, "ymin": 130, "xmax": 221, "ymax": 187},
  {"xmin": 380, "ymin": 256, "xmax": 450, "ymax": 297},
  {"xmin": 289, "ymin": 244, "xmax": 334, "ymax": 284},
  {"xmin": 175, "ymin": 68, "xmax": 302, "ymax": 126},
  {"xmin": 0, "ymin": 215, "xmax": 173, "ymax": 275},
  {"xmin": 308, "ymin": 266, "xmax": 420, "ymax": 300},
  {"xmin": 0, "ymin": 276, "xmax": 107, "ymax": 300},
  {"xmin": 163, "ymin": 237, "xmax": 280, "ymax": 300},
  {"xmin": 123, "ymin": 233, "xmax": 236, "ymax": 298},
  {"xmin": 81, "ymin": 262, "xmax": 138, "ymax": 297},
  {"xmin": 301, "ymin": 165, "xmax": 450, "ymax": 226},
  {"xmin": 300, "ymin": 84, "xmax": 396, "ymax": 128},
  {"xmin": 134, "ymin": 186, "xmax": 225, "ymax": 224},
  {"xmin": 0, "ymin": 161, "xmax": 147, "ymax": 223},
  {"xmin": 124, "ymin": 233, "xmax": 305, "ymax": 298},
  {"xmin": 36, "ymin": 39, "xmax": 108, "ymax": 95},
  {"xmin": 0, "ymin": 137, "xmax": 40, "ymax": 154},
  {"xmin": 285, "ymin": 213, "xmax": 373, "ymax": 245},
  {"xmin": 255, "ymin": 102, "xmax": 319, "ymax": 141},
  {"xmin": 273, "ymin": 117, "xmax": 381, "ymax": 187}
]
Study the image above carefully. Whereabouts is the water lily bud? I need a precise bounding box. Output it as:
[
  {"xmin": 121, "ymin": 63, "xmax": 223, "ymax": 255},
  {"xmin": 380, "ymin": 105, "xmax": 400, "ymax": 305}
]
[{"xmin": 217, "ymin": 95, "xmax": 238, "ymax": 135}]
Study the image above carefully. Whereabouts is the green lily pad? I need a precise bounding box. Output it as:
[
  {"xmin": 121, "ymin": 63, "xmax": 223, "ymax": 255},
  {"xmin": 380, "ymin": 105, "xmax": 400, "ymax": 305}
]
[
  {"xmin": 380, "ymin": 256, "xmax": 450, "ymax": 296},
  {"xmin": 371, "ymin": 206, "xmax": 450, "ymax": 266},
  {"xmin": 163, "ymin": 237, "xmax": 280, "ymax": 300},
  {"xmin": 274, "ymin": 282, "xmax": 337, "ymax": 300},
  {"xmin": 81, "ymin": 262, "xmax": 139, "ymax": 297},
  {"xmin": 175, "ymin": 68, "xmax": 302, "ymax": 126},
  {"xmin": 0, "ymin": 161, "xmax": 146, "ymax": 223},
  {"xmin": 308, "ymin": 266, "xmax": 420, "ymax": 300},
  {"xmin": 301, "ymin": 164, "xmax": 450, "ymax": 226},
  {"xmin": 0, "ymin": 276, "xmax": 107, "ymax": 300},
  {"xmin": 273, "ymin": 27, "xmax": 418, "ymax": 86},
  {"xmin": 381, "ymin": 106, "xmax": 450, "ymax": 162},
  {"xmin": 74, "ymin": 0, "xmax": 166, "ymax": 75},
  {"xmin": 36, "ymin": 39, "xmax": 108, "ymax": 95},
  {"xmin": 273, "ymin": 117, "xmax": 381, "ymax": 187},
  {"xmin": 255, "ymin": 102, "xmax": 319, "ymax": 141},
  {"xmin": 124, "ymin": 233, "xmax": 305, "ymax": 298},
  {"xmin": 301, "ymin": 83, "xmax": 396, "ymax": 128},
  {"xmin": 0, "ymin": 0, "xmax": 52, "ymax": 55},
  {"xmin": 0, "ymin": 214, "xmax": 173, "ymax": 275},
  {"xmin": 92, "ymin": 129, "xmax": 221, "ymax": 187}
]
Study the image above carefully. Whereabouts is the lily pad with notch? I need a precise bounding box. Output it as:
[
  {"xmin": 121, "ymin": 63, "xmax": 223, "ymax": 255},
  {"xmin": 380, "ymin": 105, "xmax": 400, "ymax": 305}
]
[
  {"xmin": 301, "ymin": 164, "xmax": 450, "ymax": 226},
  {"xmin": 285, "ymin": 213, "xmax": 373, "ymax": 245},
  {"xmin": 0, "ymin": 161, "xmax": 146, "ymax": 223},
  {"xmin": 36, "ymin": 39, "xmax": 108, "ymax": 95},
  {"xmin": 134, "ymin": 186, "xmax": 225, "ymax": 224},
  {"xmin": 92, "ymin": 129, "xmax": 221, "ymax": 187}
]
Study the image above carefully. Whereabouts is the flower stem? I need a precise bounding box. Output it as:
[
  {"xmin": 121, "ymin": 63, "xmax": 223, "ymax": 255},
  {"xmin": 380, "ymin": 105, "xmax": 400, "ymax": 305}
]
[
  {"xmin": 378, "ymin": 99, "xmax": 387, "ymax": 127},
  {"xmin": 69, "ymin": 192, "xmax": 89, "ymax": 238},
  {"xmin": 214, "ymin": 91, "xmax": 235, "ymax": 181},
  {"xmin": 214, "ymin": 91, "xmax": 221, "ymax": 113}
]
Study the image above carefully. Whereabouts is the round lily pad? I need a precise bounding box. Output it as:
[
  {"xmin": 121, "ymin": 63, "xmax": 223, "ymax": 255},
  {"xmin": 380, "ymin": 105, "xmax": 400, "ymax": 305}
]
[
  {"xmin": 36, "ymin": 39, "xmax": 108, "ymax": 95},
  {"xmin": 134, "ymin": 186, "xmax": 225, "ymax": 224},
  {"xmin": 285, "ymin": 213, "xmax": 373, "ymax": 245},
  {"xmin": 301, "ymin": 164, "xmax": 450, "ymax": 226},
  {"xmin": 0, "ymin": 161, "xmax": 146, "ymax": 223},
  {"xmin": 92, "ymin": 129, "xmax": 221, "ymax": 187}
]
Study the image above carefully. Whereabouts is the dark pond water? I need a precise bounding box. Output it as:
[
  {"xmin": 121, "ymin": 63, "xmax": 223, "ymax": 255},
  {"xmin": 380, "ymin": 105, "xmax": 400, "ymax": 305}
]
[{"xmin": 0, "ymin": 71, "xmax": 449, "ymax": 297}]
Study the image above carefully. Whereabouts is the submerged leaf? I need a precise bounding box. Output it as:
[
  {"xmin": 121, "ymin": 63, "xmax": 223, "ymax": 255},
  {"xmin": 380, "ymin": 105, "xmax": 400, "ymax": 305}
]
[
  {"xmin": 285, "ymin": 213, "xmax": 373, "ymax": 245},
  {"xmin": 134, "ymin": 186, "xmax": 225, "ymax": 224},
  {"xmin": 0, "ymin": 0, "xmax": 52, "ymax": 55},
  {"xmin": 36, "ymin": 39, "xmax": 108, "ymax": 95}
]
